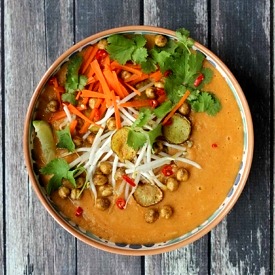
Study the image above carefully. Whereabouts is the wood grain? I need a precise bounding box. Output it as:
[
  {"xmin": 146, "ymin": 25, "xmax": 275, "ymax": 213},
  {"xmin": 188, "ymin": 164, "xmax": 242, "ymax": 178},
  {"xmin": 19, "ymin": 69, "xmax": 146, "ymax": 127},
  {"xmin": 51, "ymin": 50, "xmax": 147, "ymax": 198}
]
[{"xmin": 210, "ymin": 0, "xmax": 271, "ymax": 274}]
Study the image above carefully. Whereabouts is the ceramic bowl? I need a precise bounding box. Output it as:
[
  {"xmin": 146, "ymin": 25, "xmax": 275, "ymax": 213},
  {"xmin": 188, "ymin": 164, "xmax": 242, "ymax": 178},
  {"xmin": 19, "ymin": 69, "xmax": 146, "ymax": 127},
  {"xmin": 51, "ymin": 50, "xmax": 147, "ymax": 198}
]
[{"xmin": 23, "ymin": 26, "xmax": 254, "ymax": 255}]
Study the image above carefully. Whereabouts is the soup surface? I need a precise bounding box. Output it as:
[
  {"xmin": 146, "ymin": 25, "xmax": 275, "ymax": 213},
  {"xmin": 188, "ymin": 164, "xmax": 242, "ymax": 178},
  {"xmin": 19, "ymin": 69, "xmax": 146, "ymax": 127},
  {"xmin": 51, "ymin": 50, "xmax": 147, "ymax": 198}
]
[{"xmin": 32, "ymin": 30, "xmax": 243, "ymax": 244}]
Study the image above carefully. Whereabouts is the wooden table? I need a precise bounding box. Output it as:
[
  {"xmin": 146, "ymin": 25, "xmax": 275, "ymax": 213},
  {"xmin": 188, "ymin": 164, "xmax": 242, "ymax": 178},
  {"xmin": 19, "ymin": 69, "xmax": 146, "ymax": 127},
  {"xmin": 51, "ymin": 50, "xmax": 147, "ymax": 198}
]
[{"xmin": 0, "ymin": 0, "xmax": 272, "ymax": 274}]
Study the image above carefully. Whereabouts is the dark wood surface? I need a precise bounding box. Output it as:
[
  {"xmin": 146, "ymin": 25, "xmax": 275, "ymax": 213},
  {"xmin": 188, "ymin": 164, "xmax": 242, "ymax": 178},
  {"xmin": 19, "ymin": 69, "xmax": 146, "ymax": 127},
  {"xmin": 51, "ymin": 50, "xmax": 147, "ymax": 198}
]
[{"xmin": 0, "ymin": 0, "xmax": 273, "ymax": 274}]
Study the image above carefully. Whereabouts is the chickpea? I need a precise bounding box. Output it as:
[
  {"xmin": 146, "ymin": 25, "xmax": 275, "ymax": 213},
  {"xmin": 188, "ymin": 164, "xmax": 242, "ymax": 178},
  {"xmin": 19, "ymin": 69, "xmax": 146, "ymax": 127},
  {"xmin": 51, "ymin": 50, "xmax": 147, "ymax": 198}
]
[
  {"xmin": 145, "ymin": 87, "xmax": 156, "ymax": 99},
  {"xmin": 76, "ymin": 177, "xmax": 85, "ymax": 188},
  {"xmin": 114, "ymin": 167, "xmax": 126, "ymax": 181},
  {"xmin": 95, "ymin": 197, "xmax": 110, "ymax": 210},
  {"xmin": 58, "ymin": 186, "xmax": 70, "ymax": 199},
  {"xmin": 153, "ymin": 141, "xmax": 164, "ymax": 154},
  {"xmin": 144, "ymin": 208, "xmax": 159, "ymax": 223},
  {"xmin": 166, "ymin": 178, "xmax": 179, "ymax": 191},
  {"xmin": 62, "ymin": 179, "xmax": 73, "ymax": 189},
  {"xmin": 106, "ymin": 117, "xmax": 116, "ymax": 131},
  {"xmin": 70, "ymin": 189, "xmax": 81, "ymax": 200},
  {"xmin": 120, "ymin": 70, "xmax": 132, "ymax": 80},
  {"xmin": 154, "ymin": 35, "xmax": 167, "ymax": 47},
  {"xmin": 176, "ymin": 168, "xmax": 189, "ymax": 182},
  {"xmin": 178, "ymin": 102, "xmax": 191, "ymax": 116},
  {"xmin": 47, "ymin": 100, "xmax": 59, "ymax": 113},
  {"xmin": 154, "ymin": 81, "xmax": 164, "ymax": 89},
  {"xmin": 159, "ymin": 205, "xmax": 173, "ymax": 219},
  {"xmin": 73, "ymin": 136, "xmax": 82, "ymax": 147},
  {"xmin": 97, "ymin": 39, "xmax": 108, "ymax": 49},
  {"xmin": 93, "ymin": 174, "xmax": 108, "ymax": 186},
  {"xmin": 98, "ymin": 184, "xmax": 113, "ymax": 197},
  {"xmin": 88, "ymin": 98, "xmax": 97, "ymax": 109},
  {"xmin": 86, "ymin": 134, "xmax": 95, "ymax": 145},
  {"xmin": 99, "ymin": 161, "xmax": 112, "ymax": 175}
]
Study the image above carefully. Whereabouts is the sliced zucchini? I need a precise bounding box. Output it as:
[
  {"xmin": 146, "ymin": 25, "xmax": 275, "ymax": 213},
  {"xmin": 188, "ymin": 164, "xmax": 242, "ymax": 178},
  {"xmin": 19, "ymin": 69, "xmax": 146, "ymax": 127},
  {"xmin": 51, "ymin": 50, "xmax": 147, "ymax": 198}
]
[
  {"xmin": 111, "ymin": 127, "xmax": 137, "ymax": 162},
  {"xmin": 162, "ymin": 113, "xmax": 191, "ymax": 144},
  {"xmin": 133, "ymin": 182, "xmax": 163, "ymax": 207}
]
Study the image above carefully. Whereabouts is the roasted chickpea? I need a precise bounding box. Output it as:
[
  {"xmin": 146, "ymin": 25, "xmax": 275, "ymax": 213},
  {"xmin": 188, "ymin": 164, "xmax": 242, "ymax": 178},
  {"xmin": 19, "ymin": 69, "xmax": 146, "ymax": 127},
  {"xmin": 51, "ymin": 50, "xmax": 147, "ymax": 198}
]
[
  {"xmin": 70, "ymin": 189, "xmax": 81, "ymax": 200},
  {"xmin": 47, "ymin": 100, "xmax": 59, "ymax": 112},
  {"xmin": 99, "ymin": 161, "xmax": 112, "ymax": 175},
  {"xmin": 159, "ymin": 205, "xmax": 173, "ymax": 219},
  {"xmin": 120, "ymin": 70, "xmax": 132, "ymax": 80},
  {"xmin": 144, "ymin": 209, "xmax": 159, "ymax": 223},
  {"xmin": 155, "ymin": 35, "xmax": 167, "ymax": 47},
  {"xmin": 153, "ymin": 141, "xmax": 164, "ymax": 154},
  {"xmin": 114, "ymin": 167, "xmax": 126, "ymax": 181},
  {"xmin": 76, "ymin": 177, "xmax": 85, "ymax": 188},
  {"xmin": 58, "ymin": 186, "xmax": 70, "ymax": 199},
  {"xmin": 98, "ymin": 184, "xmax": 113, "ymax": 197},
  {"xmin": 166, "ymin": 178, "xmax": 179, "ymax": 191},
  {"xmin": 93, "ymin": 174, "xmax": 108, "ymax": 186},
  {"xmin": 154, "ymin": 81, "xmax": 164, "ymax": 89},
  {"xmin": 73, "ymin": 136, "xmax": 82, "ymax": 147},
  {"xmin": 178, "ymin": 102, "xmax": 191, "ymax": 116},
  {"xmin": 176, "ymin": 168, "xmax": 189, "ymax": 182},
  {"xmin": 97, "ymin": 39, "xmax": 108, "ymax": 49},
  {"xmin": 106, "ymin": 117, "xmax": 116, "ymax": 131},
  {"xmin": 95, "ymin": 197, "xmax": 110, "ymax": 210},
  {"xmin": 86, "ymin": 134, "xmax": 95, "ymax": 145},
  {"xmin": 145, "ymin": 87, "xmax": 156, "ymax": 99},
  {"xmin": 88, "ymin": 98, "xmax": 97, "ymax": 109}
]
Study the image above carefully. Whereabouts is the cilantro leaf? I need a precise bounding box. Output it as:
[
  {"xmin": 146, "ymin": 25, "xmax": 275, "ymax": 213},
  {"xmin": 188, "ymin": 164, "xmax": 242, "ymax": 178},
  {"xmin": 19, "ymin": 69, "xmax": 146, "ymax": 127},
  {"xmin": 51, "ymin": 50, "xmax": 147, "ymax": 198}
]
[
  {"xmin": 153, "ymin": 101, "xmax": 173, "ymax": 118},
  {"xmin": 141, "ymin": 58, "xmax": 157, "ymax": 73},
  {"xmin": 131, "ymin": 108, "xmax": 152, "ymax": 128},
  {"xmin": 127, "ymin": 129, "xmax": 147, "ymax": 150},
  {"xmin": 147, "ymin": 124, "xmax": 162, "ymax": 146},
  {"xmin": 40, "ymin": 158, "xmax": 85, "ymax": 194},
  {"xmin": 56, "ymin": 126, "xmax": 75, "ymax": 152},
  {"xmin": 132, "ymin": 47, "xmax": 148, "ymax": 64},
  {"xmin": 175, "ymin": 28, "xmax": 195, "ymax": 52}
]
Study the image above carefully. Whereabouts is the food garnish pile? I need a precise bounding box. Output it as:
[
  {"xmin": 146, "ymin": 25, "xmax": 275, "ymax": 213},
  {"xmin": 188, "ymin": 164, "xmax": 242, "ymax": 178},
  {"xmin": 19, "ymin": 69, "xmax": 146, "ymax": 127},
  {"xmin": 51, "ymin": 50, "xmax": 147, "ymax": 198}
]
[{"xmin": 33, "ymin": 29, "xmax": 221, "ymax": 223}]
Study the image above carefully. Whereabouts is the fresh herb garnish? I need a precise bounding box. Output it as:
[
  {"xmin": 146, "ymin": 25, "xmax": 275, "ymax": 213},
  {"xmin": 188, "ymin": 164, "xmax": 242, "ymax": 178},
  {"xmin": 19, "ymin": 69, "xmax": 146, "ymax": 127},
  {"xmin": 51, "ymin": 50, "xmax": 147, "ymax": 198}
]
[
  {"xmin": 56, "ymin": 126, "xmax": 75, "ymax": 152},
  {"xmin": 62, "ymin": 55, "xmax": 87, "ymax": 105},
  {"xmin": 40, "ymin": 158, "xmax": 85, "ymax": 194}
]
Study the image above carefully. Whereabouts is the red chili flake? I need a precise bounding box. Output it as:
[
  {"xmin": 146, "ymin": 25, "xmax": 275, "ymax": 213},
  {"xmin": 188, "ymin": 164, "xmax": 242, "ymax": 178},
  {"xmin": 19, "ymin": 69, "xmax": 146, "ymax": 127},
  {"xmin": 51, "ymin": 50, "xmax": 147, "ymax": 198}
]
[
  {"xmin": 122, "ymin": 175, "xmax": 136, "ymax": 187},
  {"xmin": 75, "ymin": 207, "xmax": 83, "ymax": 217},
  {"xmin": 194, "ymin": 73, "xmax": 205, "ymax": 87},
  {"xmin": 116, "ymin": 198, "xmax": 126, "ymax": 210},
  {"xmin": 164, "ymin": 70, "xmax": 172, "ymax": 77},
  {"xmin": 161, "ymin": 164, "xmax": 174, "ymax": 176},
  {"xmin": 156, "ymin": 88, "xmax": 166, "ymax": 96},
  {"xmin": 150, "ymin": 99, "xmax": 159, "ymax": 108},
  {"xmin": 95, "ymin": 49, "xmax": 108, "ymax": 61},
  {"xmin": 212, "ymin": 143, "xmax": 218, "ymax": 148}
]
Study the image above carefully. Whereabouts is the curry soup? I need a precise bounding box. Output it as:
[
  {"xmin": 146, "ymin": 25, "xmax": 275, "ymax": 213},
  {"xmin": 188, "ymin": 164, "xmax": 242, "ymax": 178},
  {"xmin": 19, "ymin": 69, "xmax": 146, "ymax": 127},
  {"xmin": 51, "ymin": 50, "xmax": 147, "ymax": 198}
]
[{"xmin": 32, "ymin": 31, "xmax": 243, "ymax": 244}]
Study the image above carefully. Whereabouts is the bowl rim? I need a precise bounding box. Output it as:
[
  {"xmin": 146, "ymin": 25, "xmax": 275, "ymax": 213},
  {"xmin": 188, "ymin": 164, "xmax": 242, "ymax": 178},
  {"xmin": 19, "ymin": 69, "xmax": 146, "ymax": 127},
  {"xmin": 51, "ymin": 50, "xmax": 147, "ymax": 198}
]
[{"xmin": 23, "ymin": 25, "xmax": 254, "ymax": 256}]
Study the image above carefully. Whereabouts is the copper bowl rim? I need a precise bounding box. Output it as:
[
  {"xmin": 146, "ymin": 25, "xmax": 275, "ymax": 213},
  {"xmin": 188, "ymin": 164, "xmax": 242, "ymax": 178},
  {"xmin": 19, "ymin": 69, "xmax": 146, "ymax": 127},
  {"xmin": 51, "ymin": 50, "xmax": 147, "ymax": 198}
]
[{"xmin": 23, "ymin": 25, "xmax": 254, "ymax": 256}]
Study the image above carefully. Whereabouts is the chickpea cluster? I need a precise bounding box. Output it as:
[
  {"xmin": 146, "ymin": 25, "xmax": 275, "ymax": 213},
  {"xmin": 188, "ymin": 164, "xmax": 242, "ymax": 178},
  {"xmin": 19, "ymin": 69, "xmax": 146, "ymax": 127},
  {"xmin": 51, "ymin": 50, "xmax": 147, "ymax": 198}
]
[{"xmin": 144, "ymin": 205, "xmax": 173, "ymax": 224}]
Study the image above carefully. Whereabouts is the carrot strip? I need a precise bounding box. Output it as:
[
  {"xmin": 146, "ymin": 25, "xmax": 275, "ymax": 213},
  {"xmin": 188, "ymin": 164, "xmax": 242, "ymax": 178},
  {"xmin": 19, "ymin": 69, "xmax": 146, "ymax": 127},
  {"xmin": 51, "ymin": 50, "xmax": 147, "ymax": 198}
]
[
  {"xmin": 69, "ymin": 119, "xmax": 78, "ymax": 136},
  {"xmin": 162, "ymin": 90, "xmax": 191, "ymax": 125},
  {"xmin": 119, "ymin": 99, "xmax": 152, "ymax": 108},
  {"xmin": 111, "ymin": 61, "xmax": 143, "ymax": 76},
  {"xmin": 91, "ymin": 59, "xmax": 112, "ymax": 106},
  {"xmin": 75, "ymin": 91, "xmax": 81, "ymax": 100},
  {"xmin": 67, "ymin": 104, "xmax": 94, "ymax": 124},
  {"xmin": 149, "ymin": 70, "xmax": 163, "ymax": 82},
  {"xmin": 128, "ymin": 74, "xmax": 150, "ymax": 86},
  {"xmin": 124, "ymin": 82, "xmax": 141, "ymax": 96},
  {"xmin": 118, "ymin": 81, "xmax": 129, "ymax": 97},
  {"xmin": 112, "ymin": 92, "xmax": 121, "ymax": 129},
  {"xmin": 81, "ymin": 46, "xmax": 99, "ymax": 74},
  {"xmin": 103, "ymin": 70, "xmax": 125, "ymax": 99},
  {"xmin": 81, "ymin": 90, "xmax": 108, "ymax": 99},
  {"xmin": 48, "ymin": 110, "xmax": 67, "ymax": 122},
  {"xmin": 112, "ymin": 71, "xmax": 127, "ymax": 98}
]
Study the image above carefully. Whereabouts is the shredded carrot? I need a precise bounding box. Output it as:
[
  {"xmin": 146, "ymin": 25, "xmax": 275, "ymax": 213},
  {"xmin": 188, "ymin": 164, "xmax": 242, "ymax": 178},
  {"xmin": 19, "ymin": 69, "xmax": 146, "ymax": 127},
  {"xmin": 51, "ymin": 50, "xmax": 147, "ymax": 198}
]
[
  {"xmin": 81, "ymin": 90, "xmax": 108, "ymax": 99},
  {"xmin": 103, "ymin": 70, "xmax": 125, "ymax": 99},
  {"xmin": 69, "ymin": 119, "xmax": 78, "ymax": 136},
  {"xmin": 149, "ymin": 70, "xmax": 163, "ymax": 82},
  {"xmin": 81, "ymin": 46, "xmax": 99, "ymax": 74},
  {"xmin": 91, "ymin": 59, "xmax": 112, "ymax": 107},
  {"xmin": 128, "ymin": 74, "xmax": 150, "ymax": 86},
  {"xmin": 124, "ymin": 82, "xmax": 141, "ymax": 96},
  {"xmin": 86, "ymin": 76, "xmax": 95, "ymax": 85},
  {"xmin": 75, "ymin": 91, "xmax": 81, "ymax": 101},
  {"xmin": 162, "ymin": 90, "xmax": 191, "ymax": 125},
  {"xmin": 112, "ymin": 92, "xmax": 121, "ymax": 129},
  {"xmin": 119, "ymin": 99, "xmax": 152, "ymax": 108},
  {"xmin": 113, "ymin": 71, "xmax": 128, "ymax": 97},
  {"xmin": 48, "ymin": 110, "xmax": 67, "ymax": 122},
  {"xmin": 67, "ymin": 104, "xmax": 94, "ymax": 124},
  {"xmin": 111, "ymin": 61, "xmax": 143, "ymax": 76}
]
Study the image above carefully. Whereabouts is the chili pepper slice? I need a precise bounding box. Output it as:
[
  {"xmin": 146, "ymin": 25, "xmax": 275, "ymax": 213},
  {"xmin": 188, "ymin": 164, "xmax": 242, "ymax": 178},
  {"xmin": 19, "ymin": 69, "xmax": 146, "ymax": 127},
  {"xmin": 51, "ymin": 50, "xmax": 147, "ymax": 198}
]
[
  {"xmin": 122, "ymin": 175, "xmax": 136, "ymax": 187},
  {"xmin": 116, "ymin": 198, "xmax": 126, "ymax": 209},
  {"xmin": 161, "ymin": 164, "xmax": 174, "ymax": 176},
  {"xmin": 194, "ymin": 73, "xmax": 205, "ymax": 87},
  {"xmin": 150, "ymin": 99, "xmax": 159, "ymax": 108},
  {"xmin": 75, "ymin": 206, "xmax": 83, "ymax": 217},
  {"xmin": 95, "ymin": 49, "xmax": 108, "ymax": 61}
]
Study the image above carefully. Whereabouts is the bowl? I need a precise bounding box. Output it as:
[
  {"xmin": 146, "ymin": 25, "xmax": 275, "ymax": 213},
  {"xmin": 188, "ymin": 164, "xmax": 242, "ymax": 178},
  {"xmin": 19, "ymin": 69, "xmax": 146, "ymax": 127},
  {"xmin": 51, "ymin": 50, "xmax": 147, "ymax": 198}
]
[{"xmin": 23, "ymin": 26, "xmax": 254, "ymax": 255}]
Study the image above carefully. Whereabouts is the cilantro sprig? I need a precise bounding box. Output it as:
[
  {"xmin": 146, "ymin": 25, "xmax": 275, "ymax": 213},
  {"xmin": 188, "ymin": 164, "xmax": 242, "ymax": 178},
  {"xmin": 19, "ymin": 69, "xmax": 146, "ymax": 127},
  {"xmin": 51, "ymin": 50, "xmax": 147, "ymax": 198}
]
[{"xmin": 56, "ymin": 126, "xmax": 75, "ymax": 152}]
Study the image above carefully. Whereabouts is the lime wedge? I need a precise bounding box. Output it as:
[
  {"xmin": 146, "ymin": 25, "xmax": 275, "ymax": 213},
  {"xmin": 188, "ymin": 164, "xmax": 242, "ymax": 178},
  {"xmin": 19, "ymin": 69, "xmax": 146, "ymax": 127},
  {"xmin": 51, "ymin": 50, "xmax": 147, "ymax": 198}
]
[{"xmin": 33, "ymin": 120, "xmax": 56, "ymax": 163}]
